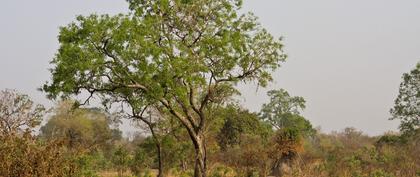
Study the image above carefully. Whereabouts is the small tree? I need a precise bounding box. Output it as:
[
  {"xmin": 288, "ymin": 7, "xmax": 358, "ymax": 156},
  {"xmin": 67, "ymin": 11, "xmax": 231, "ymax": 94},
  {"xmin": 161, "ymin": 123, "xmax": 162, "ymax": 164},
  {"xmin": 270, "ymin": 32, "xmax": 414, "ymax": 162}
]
[
  {"xmin": 112, "ymin": 146, "xmax": 132, "ymax": 177},
  {"xmin": 42, "ymin": 1, "xmax": 286, "ymax": 176},
  {"xmin": 259, "ymin": 89, "xmax": 315, "ymax": 176},
  {"xmin": 0, "ymin": 89, "xmax": 46, "ymax": 137},
  {"xmin": 390, "ymin": 62, "xmax": 419, "ymax": 135},
  {"xmin": 269, "ymin": 128, "xmax": 304, "ymax": 177},
  {"xmin": 131, "ymin": 146, "xmax": 153, "ymax": 176},
  {"xmin": 260, "ymin": 89, "xmax": 314, "ymax": 135},
  {"xmin": 216, "ymin": 105, "xmax": 271, "ymax": 151},
  {"xmin": 130, "ymin": 107, "xmax": 171, "ymax": 177}
]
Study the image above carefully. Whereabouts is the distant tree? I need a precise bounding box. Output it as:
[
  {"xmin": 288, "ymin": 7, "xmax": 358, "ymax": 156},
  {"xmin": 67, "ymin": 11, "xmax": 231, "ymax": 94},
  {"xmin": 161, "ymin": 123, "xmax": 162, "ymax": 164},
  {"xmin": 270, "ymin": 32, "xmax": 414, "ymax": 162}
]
[
  {"xmin": 131, "ymin": 146, "xmax": 153, "ymax": 176},
  {"xmin": 390, "ymin": 62, "xmax": 419, "ymax": 135},
  {"xmin": 112, "ymin": 146, "xmax": 132, "ymax": 177},
  {"xmin": 129, "ymin": 107, "xmax": 167, "ymax": 177},
  {"xmin": 0, "ymin": 89, "xmax": 46, "ymax": 137},
  {"xmin": 41, "ymin": 0, "xmax": 286, "ymax": 176},
  {"xmin": 40, "ymin": 101, "xmax": 121, "ymax": 151},
  {"xmin": 131, "ymin": 108, "xmax": 190, "ymax": 177},
  {"xmin": 260, "ymin": 89, "xmax": 314, "ymax": 136},
  {"xmin": 216, "ymin": 105, "xmax": 272, "ymax": 150},
  {"xmin": 160, "ymin": 134, "xmax": 193, "ymax": 173}
]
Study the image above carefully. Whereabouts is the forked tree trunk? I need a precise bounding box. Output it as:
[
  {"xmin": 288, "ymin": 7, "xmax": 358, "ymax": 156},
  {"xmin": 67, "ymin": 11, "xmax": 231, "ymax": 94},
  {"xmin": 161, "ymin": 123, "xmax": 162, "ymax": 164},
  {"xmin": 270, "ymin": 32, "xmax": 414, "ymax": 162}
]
[{"xmin": 164, "ymin": 104, "xmax": 208, "ymax": 177}]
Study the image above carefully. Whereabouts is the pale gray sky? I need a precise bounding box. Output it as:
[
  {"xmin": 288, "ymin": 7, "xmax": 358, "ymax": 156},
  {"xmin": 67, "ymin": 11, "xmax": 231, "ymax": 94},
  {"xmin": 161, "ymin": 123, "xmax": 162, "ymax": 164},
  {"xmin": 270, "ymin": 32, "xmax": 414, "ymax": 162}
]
[{"xmin": 1, "ymin": 1, "xmax": 419, "ymax": 135}]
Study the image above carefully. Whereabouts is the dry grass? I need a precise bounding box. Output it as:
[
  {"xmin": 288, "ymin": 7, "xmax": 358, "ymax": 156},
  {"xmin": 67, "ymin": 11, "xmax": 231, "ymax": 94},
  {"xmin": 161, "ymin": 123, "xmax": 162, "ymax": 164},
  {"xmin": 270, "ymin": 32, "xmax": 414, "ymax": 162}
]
[
  {"xmin": 97, "ymin": 171, "xmax": 133, "ymax": 177},
  {"xmin": 98, "ymin": 170, "xmax": 158, "ymax": 177}
]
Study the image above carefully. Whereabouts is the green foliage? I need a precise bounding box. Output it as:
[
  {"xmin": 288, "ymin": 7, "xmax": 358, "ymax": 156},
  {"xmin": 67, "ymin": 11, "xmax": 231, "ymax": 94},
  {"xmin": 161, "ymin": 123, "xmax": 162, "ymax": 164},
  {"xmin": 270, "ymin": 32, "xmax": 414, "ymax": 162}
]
[
  {"xmin": 131, "ymin": 147, "xmax": 152, "ymax": 176},
  {"xmin": 280, "ymin": 114, "xmax": 315, "ymax": 137},
  {"xmin": 208, "ymin": 165, "xmax": 236, "ymax": 177},
  {"xmin": 42, "ymin": 1, "xmax": 286, "ymax": 175},
  {"xmin": 42, "ymin": 0, "xmax": 285, "ymax": 129},
  {"xmin": 73, "ymin": 154, "xmax": 100, "ymax": 177},
  {"xmin": 375, "ymin": 133, "xmax": 405, "ymax": 146},
  {"xmin": 90, "ymin": 151, "xmax": 112, "ymax": 171},
  {"xmin": 40, "ymin": 101, "xmax": 121, "ymax": 150},
  {"xmin": 390, "ymin": 62, "xmax": 420, "ymax": 135},
  {"xmin": 135, "ymin": 132, "xmax": 193, "ymax": 174},
  {"xmin": 260, "ymin": 89, "xmax": 315, "ymax": 137},
  {"xmin": 112, "ymin": 146, "xmax": 132, "ymax": 177},
  {"xmin": 170, "ymin": 169, "xmax": 194, "ymax": 177},
  {"xmin": 216, "ymin": 105, "xmax": 272, "ymax": 150},
  {"xmin": 141, "ymin": 169, "xmax": 153, "ymax": 177}
]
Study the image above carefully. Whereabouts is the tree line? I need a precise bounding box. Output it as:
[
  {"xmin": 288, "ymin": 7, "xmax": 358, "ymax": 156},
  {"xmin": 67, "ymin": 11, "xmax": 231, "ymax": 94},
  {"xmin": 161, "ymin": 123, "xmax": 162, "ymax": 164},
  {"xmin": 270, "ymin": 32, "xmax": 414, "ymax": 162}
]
[{"xmin": 0, "ymin": 61, "xmax": 418, "ymax": 176}]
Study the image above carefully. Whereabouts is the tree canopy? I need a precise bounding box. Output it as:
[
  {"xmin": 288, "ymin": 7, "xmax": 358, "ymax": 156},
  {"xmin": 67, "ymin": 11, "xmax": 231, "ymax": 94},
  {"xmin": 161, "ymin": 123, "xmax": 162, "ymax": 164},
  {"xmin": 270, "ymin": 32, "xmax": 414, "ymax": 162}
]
[
  {"xmin": 390, "ymin": 62, "xmax": 420, "ymax": 135},
  {"xmin": 260, "ymin": 89, "xmax": 312, "ymax": 135},
  {"xmin": 216, "ymin": 105, "xmax": 272, "ymax": 150}
]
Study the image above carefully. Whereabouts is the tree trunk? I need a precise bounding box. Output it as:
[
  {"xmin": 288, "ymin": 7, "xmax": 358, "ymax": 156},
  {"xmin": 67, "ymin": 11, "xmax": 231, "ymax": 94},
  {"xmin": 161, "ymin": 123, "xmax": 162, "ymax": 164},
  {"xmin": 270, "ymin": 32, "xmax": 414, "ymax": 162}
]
[
  {"xmin": 192, "ymin": 133, "xmax": 207, "ymax": 177},
  {"xmin": 181, "ymin": 159, "xmax": 188, "ymax": 171},
  {"xmin": 150, "ymin": 126, "xmax": 164, "ymax": 177},
  {"xmin": 156, "ymin": 143, "xmax": 164, "ymax": 177},
  {"xmin": 163, "ymin": 104, "xmax": 208, "ymax": 177},
  {"xmin": 118, "ymin": 168, "xmax": 123, "ymax": 177}
]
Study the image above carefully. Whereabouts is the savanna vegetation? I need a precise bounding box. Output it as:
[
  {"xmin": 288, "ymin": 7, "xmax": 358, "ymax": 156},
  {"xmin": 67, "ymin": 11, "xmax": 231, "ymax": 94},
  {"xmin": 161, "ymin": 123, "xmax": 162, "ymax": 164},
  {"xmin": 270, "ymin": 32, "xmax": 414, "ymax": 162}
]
[{"xmin": 0, "ymin": 0, "xmax": 419, "ymax": 177}]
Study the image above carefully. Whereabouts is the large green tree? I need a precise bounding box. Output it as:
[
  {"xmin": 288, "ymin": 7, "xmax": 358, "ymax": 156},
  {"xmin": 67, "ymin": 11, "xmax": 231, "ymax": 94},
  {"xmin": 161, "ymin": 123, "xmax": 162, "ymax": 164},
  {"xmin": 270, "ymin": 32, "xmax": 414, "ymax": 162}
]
[
  {"xmin": 390, "ymin": 62, "xmax": 419, "ymax": 135},
  {"xmin": 42, "ymin": 0, "xmax": 286, "ymax": 176}
]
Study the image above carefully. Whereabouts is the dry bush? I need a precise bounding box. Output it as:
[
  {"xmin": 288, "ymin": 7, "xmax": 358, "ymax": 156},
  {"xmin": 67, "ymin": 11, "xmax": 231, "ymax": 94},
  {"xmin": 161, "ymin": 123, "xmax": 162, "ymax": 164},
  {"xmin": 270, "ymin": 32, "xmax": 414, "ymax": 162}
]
[{"xmin": 0, "ymin": 134, "xmax": 72, "ymax": 177}]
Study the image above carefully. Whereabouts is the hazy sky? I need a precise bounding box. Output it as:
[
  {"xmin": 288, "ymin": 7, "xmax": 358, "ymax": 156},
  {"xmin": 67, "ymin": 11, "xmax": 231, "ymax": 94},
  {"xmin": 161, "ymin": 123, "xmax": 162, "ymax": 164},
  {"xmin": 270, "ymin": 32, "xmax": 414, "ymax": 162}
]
[{"xmin": 1, "ymin": 1, "xmax": 419, "ymax": 135}]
